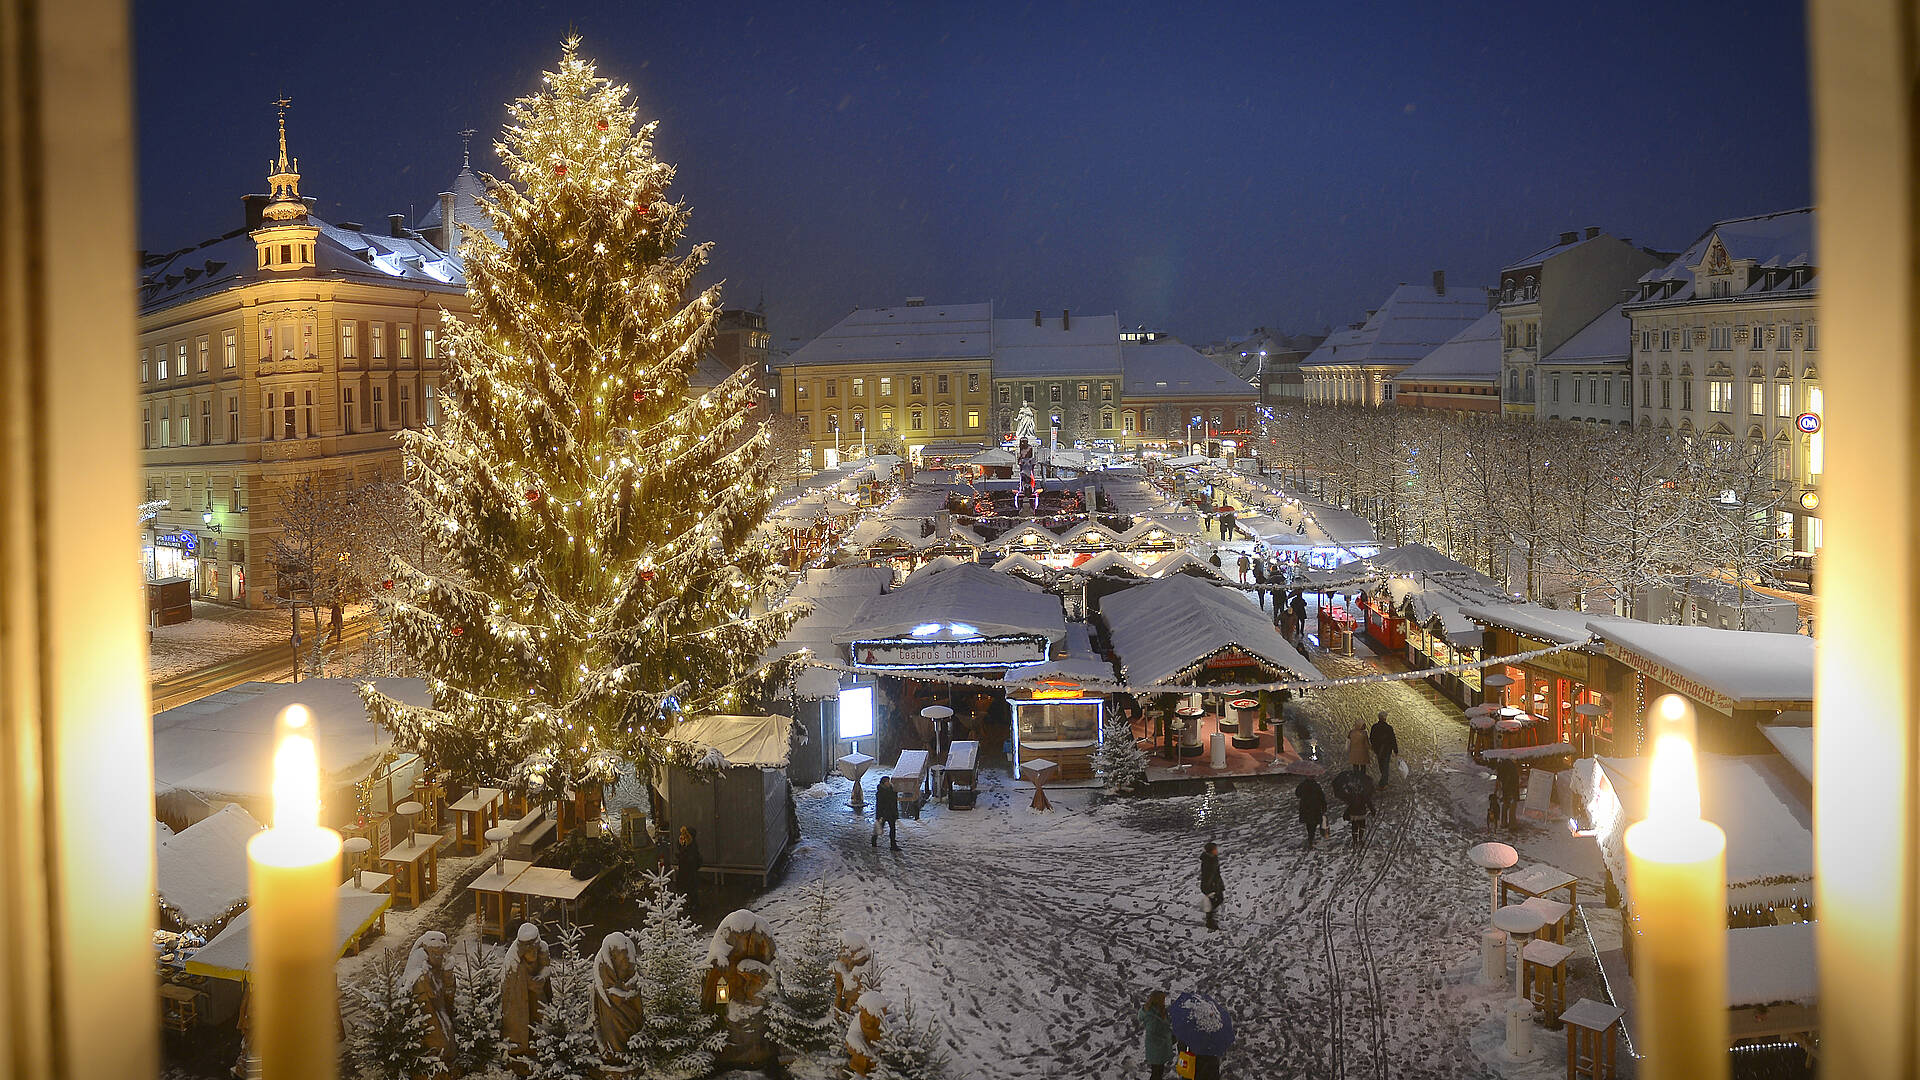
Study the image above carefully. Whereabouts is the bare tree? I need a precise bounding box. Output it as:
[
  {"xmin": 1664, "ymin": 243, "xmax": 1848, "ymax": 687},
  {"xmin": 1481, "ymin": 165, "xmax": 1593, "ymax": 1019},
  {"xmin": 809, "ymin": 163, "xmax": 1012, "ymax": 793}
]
[{"xmin": 1679, "ymin": 431, "xmax": 1790, "ymax": 628}]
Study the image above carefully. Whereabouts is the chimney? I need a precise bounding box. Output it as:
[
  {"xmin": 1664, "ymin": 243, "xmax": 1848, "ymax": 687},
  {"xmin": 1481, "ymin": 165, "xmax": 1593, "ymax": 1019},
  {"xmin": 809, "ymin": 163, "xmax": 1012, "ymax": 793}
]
[
  {"xmin": 1559, "ymin": 230, "xmax": 1579, "ymax": 245},
  {"xmin": 1431, "ymin": 270, "xmax": 1445, "ymax": 296},
  {"xmin": 439, "ymin": 190, "xmax": 457, "ymax": 246},
  {"xmin": 1034, "ymin": 309, "xmax": 1043, "ymax": 327},
  {"xmin": 1062, "ymin": 309, "xmax": 1071, "ymax": 330},
  {"xmin": 1586, "ymin": 226, "xmax": 1602, "ymax": 240},
  {"xmin": 904, "ymin": 296, "xmax": 925, "ymax": 306},
  {"xmin": 389, "ymin": 214, "xmax": 407, "ymax": 238}
]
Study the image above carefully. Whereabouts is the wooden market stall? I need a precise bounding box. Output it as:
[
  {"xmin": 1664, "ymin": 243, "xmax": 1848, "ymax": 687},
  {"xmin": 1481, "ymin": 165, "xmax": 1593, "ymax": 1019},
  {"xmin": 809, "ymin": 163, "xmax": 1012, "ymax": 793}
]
[{"xmin": 657, "ymin": 714, "xmax": 798, "ymax": 886}]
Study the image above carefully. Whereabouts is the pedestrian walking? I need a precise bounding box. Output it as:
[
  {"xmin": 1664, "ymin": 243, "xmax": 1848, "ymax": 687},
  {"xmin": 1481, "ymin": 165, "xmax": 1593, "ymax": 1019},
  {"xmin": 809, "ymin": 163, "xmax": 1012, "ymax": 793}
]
[
  {"xmin": 1496, "ymin": 760, "xmax": 1521, "ymax": 829},
  {"xmin": 1253, "ymin": 559, "xmax": 1269, "ymax": 610},
  {"xmin": 873, "ymin": 775, "xmax": 901, "ymax": 849},
  {"xmin": 1208, "ymin": 547, "xmax": 1223, "ymax": 570},
  {"xmin": 1290, "ymin": 590, "xmax": 1308, "ymax": 637},
  {"xmin": 1346, "ymin": 788, "xmax": 1372, "ymax": 848},
  {"xmin": 1296, "ymin": 777, "xmax": 1327, "ymax": 850},
  {"xmin": 1199, "ymin": 841, "xmax": 1225, "ymax": 930},
  {"xmin": 1236, "ymin": 552, "xmax": 1251, "ymax": 584},
  {"xmin": 1370, "ymin": 711, "xmax": 1399, "ymax": 789},
  {"xmin": 674, "ymin": 826, "xmax": 704, "ymax": 915},
  {"xmin": 1346, "ymin": 723, "xmax": 1371, "ymax": 775},
  {"xmin": 1138, "ymin": 990, "xmax": 1174, "ymax": 1080}
]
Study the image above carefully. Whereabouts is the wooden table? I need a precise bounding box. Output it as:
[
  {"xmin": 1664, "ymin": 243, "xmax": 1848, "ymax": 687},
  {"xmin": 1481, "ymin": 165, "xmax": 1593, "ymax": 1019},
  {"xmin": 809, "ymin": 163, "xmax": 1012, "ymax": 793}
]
[
  {"xmin": 350, "ymin": 869, "xmax": 395, "ymax": 896},
  {"xmin": 836, "ymin": 753, "xmax": 875, "ymax": 811},
  {"xmin": 467, "ymin": 859, "xmax": 532, "ymax": 943},
  {"xmin": 1499, "ymin": 863, "xmax": 1578, "ymax": 909},
  {"xmin": 337, "ymin": 880, "xmax": 390, "ymax": 950},
  {"xmin": 450, "ymin": 786, "xmax": 503, "ymax": 855},
  {"xmin": 506, "ymin": 865, "xmax": 606, "ymax": 930},
  {"xmin": 378, "ymin": 834, "xmax": 440, "ymax": 909},
  {"xmin": 1022, "ymin": 757, "xmax": 1060, "ymax": 811},
  {"xmin": 1519, "ymin": 896, "xmax": 1573, "ymax": 944}
]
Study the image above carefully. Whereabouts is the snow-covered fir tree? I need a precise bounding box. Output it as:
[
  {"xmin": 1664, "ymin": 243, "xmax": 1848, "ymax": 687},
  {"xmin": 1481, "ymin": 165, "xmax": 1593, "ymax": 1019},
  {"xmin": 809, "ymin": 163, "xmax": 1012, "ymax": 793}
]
[
  {"xmin": 871, "ymin": 991, "xmax": 951, "ymax": 1080},
  {"xmin": 520, "ymin": 925, "xmax": 601, "ymax": 1080},
  {"xmin": 361, "ymin": 39, "xmax": 797, "ymax": 787},
  {"xmin": 1093, "ymin": 707, "xmax": 1148, "ymax": 794},
  {"xmin": 344, "ymin": 947, "xmax": 447, "ymax": 1080},
  {"xmin": 619, "ymin": 868, "xmax": 725, "ymax": 1078},
  {"xmin": 764, "ymin": 883, "xmax": 841, "ymax": 1058},
  {"xmin": 447, "ymin": 941, "xmax": 505, "ymax": 1077}
]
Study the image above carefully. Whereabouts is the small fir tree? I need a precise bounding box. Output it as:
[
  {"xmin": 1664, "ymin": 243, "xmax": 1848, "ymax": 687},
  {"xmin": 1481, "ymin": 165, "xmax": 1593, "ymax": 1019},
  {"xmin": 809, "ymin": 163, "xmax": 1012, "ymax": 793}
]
[
  {"xmin": 1094, "ymin": 710, "xmax": 1148, "ymax": 794},
  {"xmin": 344, "ymin": 947, "xmax": 448, "ymax": 1080},
  {"xmin": 871, "ymin": 991, "xmax": 951, "ymax": 1080},
  {"xmin": 361, "ymin": 39, "xmax": 798, "ymax": 789},
  {"xmin": 447, "ymin": 941, "xmax": 505, "ymax": 1076},
  {"xmin": 522, "ymin": 925, "xmax": 601, "ymax": 1080},
  {"xmin": 765, "ymin": 883, "xmax": 840, "ymax": 1058},
  {"xmin": 620, "ymin": 868, "xmax": 725, "ymax": 1079}
]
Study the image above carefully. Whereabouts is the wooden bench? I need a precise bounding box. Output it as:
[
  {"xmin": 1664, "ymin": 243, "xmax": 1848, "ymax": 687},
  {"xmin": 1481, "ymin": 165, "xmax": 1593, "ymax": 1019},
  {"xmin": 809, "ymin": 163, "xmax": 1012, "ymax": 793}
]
[{"xmin": 505, "ymin": 810, "xmax": 555, "ymax": 861}]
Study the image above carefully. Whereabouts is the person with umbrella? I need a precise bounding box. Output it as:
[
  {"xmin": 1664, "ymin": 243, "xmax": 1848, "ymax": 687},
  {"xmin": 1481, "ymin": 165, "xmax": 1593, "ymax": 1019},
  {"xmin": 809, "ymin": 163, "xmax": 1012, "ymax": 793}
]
[
  {"xmin": 1329, "ymin": 767, "xmax": 1378, "ymax": 849},
  {"xmin": 1345, "ymin": 783, "xmax": 1373, "ymax": 848},
  {"xmin": 1167, "ymin": 990, "xmax": 1235, "ymax": 1079},
  {"xmin": 1199, "ymin": 841, "xmax": 1225, "ymax": 931},
  {"xmin": 1295, "ymin": 776, "xmax": 1328, "ymax": 850}
]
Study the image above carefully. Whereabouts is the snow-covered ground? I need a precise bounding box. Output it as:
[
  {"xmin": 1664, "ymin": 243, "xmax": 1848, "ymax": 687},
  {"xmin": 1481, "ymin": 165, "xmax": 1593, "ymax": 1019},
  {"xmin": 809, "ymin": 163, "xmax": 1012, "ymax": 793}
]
[
  {"xmin": 743, "ymin": 635, "xmax": 1619, "ymax": 1079},
  {"xmin": 148, "ymin": 601, "xmax": 300, "ymax": 682}
]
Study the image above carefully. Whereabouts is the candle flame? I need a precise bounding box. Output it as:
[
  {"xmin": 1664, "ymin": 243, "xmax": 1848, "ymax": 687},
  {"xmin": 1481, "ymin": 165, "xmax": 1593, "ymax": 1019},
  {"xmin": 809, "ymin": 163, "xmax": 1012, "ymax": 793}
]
[
  {"xmin": 1647, "ymin": 710, "xmax": 1702, "ymax": 825},
  {"xmin": 272, "ymin": 704, "xmax": 320, "ymax": 833}
]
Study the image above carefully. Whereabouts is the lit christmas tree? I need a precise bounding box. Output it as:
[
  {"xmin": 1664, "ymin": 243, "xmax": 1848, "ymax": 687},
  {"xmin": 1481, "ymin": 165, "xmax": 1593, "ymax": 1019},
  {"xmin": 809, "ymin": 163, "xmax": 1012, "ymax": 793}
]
[{"xmin": 363, "ymin": 40, "xmax": 796, "ymax": 787}]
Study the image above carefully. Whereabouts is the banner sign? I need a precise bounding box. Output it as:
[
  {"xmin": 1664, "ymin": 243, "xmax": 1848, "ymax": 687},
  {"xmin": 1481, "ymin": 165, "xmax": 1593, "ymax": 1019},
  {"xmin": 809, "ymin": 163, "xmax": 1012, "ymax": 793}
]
[{"xmin": 851, "ymin": 636, "xmax": 1050, "ymax": 669}]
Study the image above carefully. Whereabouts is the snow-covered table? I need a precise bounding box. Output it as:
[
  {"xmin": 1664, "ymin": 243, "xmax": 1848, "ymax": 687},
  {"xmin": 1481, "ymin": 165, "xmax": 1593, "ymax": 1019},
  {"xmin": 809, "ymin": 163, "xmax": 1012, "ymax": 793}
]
[
  {"xmin": 506, "ymin": 865, "xmax": 606, "ymax": 931},
  {"xmin": 1521, "ymin": 938, "xmax": 1574, "ymax": 1024},
  {"xmin": 378, "ymin": 833, "xmax": 440, "ymax": 909},
  {"xmin": 837, "ymin": 752, "xmax": 876, "ymax": 811},
  {"xmin": 892, "ymin": 750, "xmax": 932, "ymax": 818},
  {"xmin": 1021, "ymin": 757, "xmax": 1060, "ymax": 811},
  {"xmin": 1500, "ymin": 863, "xmax": 1578, "ymax": 909},
  {"xmin": 449, "ymin": 786, "xmax": 503, "ymax": 855},
  {"xmin": 1519, "ymin": 896, "xmax": 1572, "ymax": 944},
  {"xmin": 467, "ymin": 858, "xmax": 532, "ymax": 942},
  {"xmin": 1559, "ymin": 998, "xmax": 1624, "ymax": 1079}
]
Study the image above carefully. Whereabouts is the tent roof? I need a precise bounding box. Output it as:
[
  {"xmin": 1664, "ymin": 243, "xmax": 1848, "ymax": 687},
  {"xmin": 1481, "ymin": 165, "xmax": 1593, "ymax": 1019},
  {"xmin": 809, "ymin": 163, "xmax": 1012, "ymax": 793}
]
[
  {"xmin": 185, "ymin": 886, "xmax": 391, "ymax": 981},
  {"xmin": 1598, "ymin": 753, "xmax": 1811, "ymax": 889},
  {"xmin": 1149, "ymin": 550, "xmax": 1234, "ymax": 582},
  {"xmin": 156, "ymin": 803, "xmax": 261, "ymax": 927},
  {"xmin": 668, "ymin": 714, "xmax": 795, "ymax": 768},
  {"xmin": 1588, "ymin": 620, "xmax": 1815, "ymax": 706},
  {"xmin": 1100, "ymin": 574, "xmax": 1314, "ymax": 686},
  {"xmin": 152, "ymin": 677, "xmax": 424, "ymax": 800},
  {"xmin": 762, "ymin": 566, "xmax": 894, "ymax": 680}
]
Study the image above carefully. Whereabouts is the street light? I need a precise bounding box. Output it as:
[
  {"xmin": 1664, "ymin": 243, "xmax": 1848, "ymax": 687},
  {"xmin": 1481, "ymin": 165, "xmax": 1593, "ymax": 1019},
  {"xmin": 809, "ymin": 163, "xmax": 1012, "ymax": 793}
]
[{"xmin": 201, "ymin": 509, "xmax": 220, "ymax": 532}]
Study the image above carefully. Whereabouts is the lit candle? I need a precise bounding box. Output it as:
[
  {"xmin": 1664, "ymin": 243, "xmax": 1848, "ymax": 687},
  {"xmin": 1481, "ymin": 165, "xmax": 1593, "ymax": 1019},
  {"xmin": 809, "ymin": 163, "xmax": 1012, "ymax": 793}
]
[
  {"xmin": 1623, "ymin": 695, "xmax": 1728, "ymax": 1080},
  {"xmin": 245, "ymin": 704, "xmax": 343, "ymax": 1079}
]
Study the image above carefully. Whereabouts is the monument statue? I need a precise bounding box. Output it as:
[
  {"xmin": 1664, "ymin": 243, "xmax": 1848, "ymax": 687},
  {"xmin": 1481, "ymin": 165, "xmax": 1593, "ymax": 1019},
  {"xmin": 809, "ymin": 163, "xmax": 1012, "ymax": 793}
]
[
  {"xmin": 499, "ymin": 922, "xmax": 552, "ymax": 1058},
  {"xmin": 592, "ymin": 931, "xmax": 644, "ymax": 1056},
  {"xmin": 1013, "ymin": 402, "xmax": 1037, "ymax": 444},
  {"xmin": 401, "ymin": 931, "xmax": 455, "ymax": 1060}
]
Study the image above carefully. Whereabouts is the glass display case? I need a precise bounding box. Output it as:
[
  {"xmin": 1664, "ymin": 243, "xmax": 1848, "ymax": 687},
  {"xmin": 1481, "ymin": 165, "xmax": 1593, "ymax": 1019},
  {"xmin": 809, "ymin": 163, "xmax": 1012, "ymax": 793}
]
[{"xmin": 1010, "ymin": 696, "xmax": 1104, "ymax": 781}]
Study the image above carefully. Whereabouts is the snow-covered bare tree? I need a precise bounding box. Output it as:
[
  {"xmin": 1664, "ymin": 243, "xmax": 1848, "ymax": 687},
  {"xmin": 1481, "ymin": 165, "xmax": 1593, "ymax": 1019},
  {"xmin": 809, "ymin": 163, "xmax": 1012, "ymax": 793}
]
[{"xmin": 1679, "ymin": 430, "xmax": 1790, "ymax": 628}]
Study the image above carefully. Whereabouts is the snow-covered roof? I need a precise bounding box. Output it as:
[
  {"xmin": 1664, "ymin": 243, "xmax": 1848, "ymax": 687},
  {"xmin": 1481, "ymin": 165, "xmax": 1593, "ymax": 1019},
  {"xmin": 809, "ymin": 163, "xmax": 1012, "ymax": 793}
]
[
  {"xmin": 1539, "ymin": 303, "xmax": 1630, "ymax": 367},
  {"xmin": 1726, "ymin": 922, "xmax": 1817, "ymax": 1009},
  {"xmin": 1299, "ymin": 282, "xmax": 1490, "ymax": 370},
  {"xmin": 185, "ymin": 886, "xmax": 390, "ymax": 981},
  {"xmin": 1501, "ymin": 231, "xmax": 1615, "ymax": 272},
  {"xmin": 764, "ymin": 566, "xmax": 894, "ymax": 698},
  {"xmin": 991, "ymin": 313, "xmax": 1123, "ymax": 377},
  {"xmin": 414, "ymin": 163, "xmax": 495, "ymax": 242},
  {"xmin": 1458, "ymin": 602, "xmax": 1602, "ymax": 646},
  {"xmin": 1004, "ymin": 622, "xmax": 1115, "ymax": 685},
  {"xmin": 990, "ymin": 552, "xmax": 1055, "ymax": 580},
  {"xmin": 1598, "ymin": 753, "xmax": 1811, "ymax": 890},
  {"xmin": 668, "ymin": 715, "xmax": 794, "ymax": 769},
  {"xmin": 1760, "ymin": 722, "xmax": 1813, "ymax": 784},
  {"xmin": 784, "ymin": 302, "xmax": 993, "ymax": 367},
  {"xmin": 1589, "ymin": 621, "xmax": 1814, "ymax": 707},
  {"xmin": 1148, "ymin": 550, "xmax": 1234, "ymax": 582},
  {"xmin": 1075, "ymin": 549, "xmax": 1146, "ymax": 577},
  {"xmin": 1100, "ymin": 574, "xmax": 1314, "ymax": 685},
  {"xmin": 1121, "ymin": 342, "xmax": 1255, "ymax": 398},
  {"xmin": 156, "ymin": 803, "xmax": 261, "ymax": 927},
  {"xmin": 834, "ymin": 562, "xmax": 1065, "ymax": 645},
  {"xmin": 970, "ymin": 448, "xmax": 1016, "ymax": 466},
  {"xmin": 1393, "ymin": 310, "xmax": 1502, "ymax": 382},
  {"xmin": 139, "ymin": 212, "xmax": 468, "ymax": 314},
  {"xmin": 900, "ymin": 554, "xmax": 971, "ymax": 588},
  {"xmin": 1630, "ymin": 208, "xmax": 1817, "ymax": 306},
  {"xmin": 152, "ymin": 677, "xmax": 424, "ymax": 800},
  {"xmin": 1350, "ymin": 543, "xmax": 1484, "ymax": 578}
]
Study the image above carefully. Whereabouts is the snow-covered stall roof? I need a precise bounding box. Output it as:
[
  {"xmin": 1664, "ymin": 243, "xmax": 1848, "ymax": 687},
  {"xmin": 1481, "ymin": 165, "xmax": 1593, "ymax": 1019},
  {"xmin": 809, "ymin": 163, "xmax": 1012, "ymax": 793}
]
[
  {"xmin": 1458, "ymin": 601, "xmax": 1602, "ymax": 646},
  {"xmin": 833, "ymin": 562, "xmax": 1066, "ymax": 646},
  {"xmin": 1004, "ymin": 623, "xmax": 1116, "ymax": 685},
  {"xmin": 987, "ymin": 523, "xmax": 1066, "ymax": 552},
  {"xmin": 1596, "ymin": 753, "xmax": 1811, "ymax": 897},
  {"xmin": 1760, "ymin": 722, "xmax": 1813, "ymax": 784},
  {"xmin": 1074, "ymin": 549, "xmax": 1147, "ymax": 577},
  {"xmin": 900, "ymin": 554, "xmax": 971, "ymax": 588},
  {"xmin": 990, "ymin": 552, "xmax": 1055, "ymax": 581},
  {"xmin": 847, "ymin": 519, "xmax": 935, "ymax": 551},
  {"xmin": 762, "ymin": 566, "xmax": 894, "ymax": 700},
  {"xmin": 1100, "ymin": 574, "xmax": 1314, "ymax": 686},
  {"xmin": 669, "ymin": 715, "xmax": 795, "ymax": 768},
  {"xmin": 184, "ymin": 886, "xmax": 391, "ymax": 981},
  {"xmin": 1726, "ymin": 922, "xmax": 1817, "ymax": 1008},
  {"xmin": 1148, "ymin": 550, "xmax": 1234, "ymax": 582},
  {"xmin": 1588, "ymin": 621, "xmax": 1815, "ymax": 708},
  {"xmin": 152, "ymin": 677, "xmax": 424, "ymax": 802},
  {"xmin": 1351, "ymin": 543, "xmax": 1483, "ymax": 578},
  {"xmin": 156, "ymin": 803, "xmax": 261, "ymax": 928},
  {"xmin": 970, "ymin": 447, "xmax": 1016, "ymax": 466}
]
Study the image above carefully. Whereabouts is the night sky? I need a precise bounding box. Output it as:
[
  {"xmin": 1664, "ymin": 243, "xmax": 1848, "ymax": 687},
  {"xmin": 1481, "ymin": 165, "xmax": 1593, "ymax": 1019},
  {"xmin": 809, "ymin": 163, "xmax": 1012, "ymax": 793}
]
[{"xmin": 136, "ymin": 1, "xmax": 1811, "ymax": 347}]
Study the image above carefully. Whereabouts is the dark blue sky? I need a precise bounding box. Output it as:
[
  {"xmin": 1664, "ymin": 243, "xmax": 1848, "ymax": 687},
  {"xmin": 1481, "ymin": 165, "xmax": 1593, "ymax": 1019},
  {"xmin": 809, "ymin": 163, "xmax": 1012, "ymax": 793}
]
[{"xmin": 136, "ymin": 1, "xmax": 1810, "ymax": 346}]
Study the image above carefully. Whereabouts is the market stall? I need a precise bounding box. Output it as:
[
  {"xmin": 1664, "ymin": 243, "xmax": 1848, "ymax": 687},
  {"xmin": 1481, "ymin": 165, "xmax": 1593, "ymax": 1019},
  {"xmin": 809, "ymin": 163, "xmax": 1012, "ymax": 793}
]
[
  {"xmin": 1587, "ymin": 621, "xmax": 1815, "ymax": 757},
  {"xmin": 658, "ymin": 714, "xmax": 798, "ymax": 886}
]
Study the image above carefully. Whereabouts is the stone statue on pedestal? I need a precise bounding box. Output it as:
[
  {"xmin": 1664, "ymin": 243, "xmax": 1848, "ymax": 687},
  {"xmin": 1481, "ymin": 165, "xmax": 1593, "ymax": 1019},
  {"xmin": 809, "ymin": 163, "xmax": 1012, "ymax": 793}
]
[
  {"xmin": 704, "ymin": 910, "xmax": 779, "ymax": 1067},
  {"xmin": 831, "ymin": 932, "xmax": 874, "ymax": 1015},
  {"xmin": 592, "ymin": 931, "xmax": 644, "ymax": 1056},
  {"xmin": 845, "ymin": 988, "xmax": 889, "ymax": 1076},
  {"xmin": 401, "ymin": 931, "xmax": 455, "ymax": 1061}
]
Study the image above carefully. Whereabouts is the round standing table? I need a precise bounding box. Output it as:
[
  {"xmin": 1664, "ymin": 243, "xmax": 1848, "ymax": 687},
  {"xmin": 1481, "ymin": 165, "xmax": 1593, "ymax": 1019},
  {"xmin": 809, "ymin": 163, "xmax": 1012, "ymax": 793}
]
[{"xmin": 1493, "ymin": 904, "xmax": 1549, "ymax": 1058}]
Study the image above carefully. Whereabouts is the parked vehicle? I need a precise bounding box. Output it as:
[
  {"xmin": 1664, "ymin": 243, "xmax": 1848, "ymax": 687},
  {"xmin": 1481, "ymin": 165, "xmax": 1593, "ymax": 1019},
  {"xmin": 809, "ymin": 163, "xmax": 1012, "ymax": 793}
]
[{"xmin": 1773, "ymin": 551, "xmax": 1817, "ymax": 590}]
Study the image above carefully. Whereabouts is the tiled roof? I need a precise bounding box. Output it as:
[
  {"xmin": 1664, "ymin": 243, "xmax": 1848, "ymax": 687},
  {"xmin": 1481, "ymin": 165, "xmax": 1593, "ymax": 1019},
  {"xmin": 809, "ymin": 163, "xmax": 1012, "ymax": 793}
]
[
  {"xmin": 139, "ymin": 213, "xmax": 466, "ymax": 315},
  {"xmin": 1629, "ymin": 208, "xmax": 1817, "ymax": 306},
  {"xmin": 784, "ymin": 302, "xmax": 994, "ymax": 367},
  {"xmin": 415, "ymin": 164, "xmax": 499, "ymax": 247},
  {"xmin": 1121, "ymin": 342, "xmax": 1255, "ymax": 398},
  {"xmin": 1300, "ymin": 282, "xmax": 1489, "ymax": 369},
  {"xmin": 1393, "ymin": 309, "xmax": 1501, "ymax": 382}
]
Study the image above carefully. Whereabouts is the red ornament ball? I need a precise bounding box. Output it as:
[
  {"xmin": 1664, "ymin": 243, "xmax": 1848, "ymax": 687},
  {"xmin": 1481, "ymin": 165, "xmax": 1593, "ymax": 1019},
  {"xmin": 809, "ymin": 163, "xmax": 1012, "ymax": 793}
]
[
  {"xmin": 381, "ymin": 579, "xmax": 394, "ymax": 590},
  {"xmin": 640, "ymin": 570, "xmax": 656, "ymax": 582},
  {"xmin": 526, "ymin": 489, "xmax": 542, "ymax": 503},
  {"xmin": 597, "ymin": 119, "xmax": 608, "ymax": 131},
  {"xmin": 632, "ymin": 390, "xmax": 647, "ymax": 403},
  {"xmin": 554, "ymin": 163, "xmax": 567, "ymax": 177},
  {"xmin": 451, "ymin": 625, "xmax": 465, "ymax": 637}
]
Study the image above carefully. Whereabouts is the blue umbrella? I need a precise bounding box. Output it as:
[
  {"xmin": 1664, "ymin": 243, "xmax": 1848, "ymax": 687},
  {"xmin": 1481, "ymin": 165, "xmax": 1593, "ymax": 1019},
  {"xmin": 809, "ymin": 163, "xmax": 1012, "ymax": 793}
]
[{"xmin": 1167, "ymin": 991, "xmax": 1235, "ymax": 1056}]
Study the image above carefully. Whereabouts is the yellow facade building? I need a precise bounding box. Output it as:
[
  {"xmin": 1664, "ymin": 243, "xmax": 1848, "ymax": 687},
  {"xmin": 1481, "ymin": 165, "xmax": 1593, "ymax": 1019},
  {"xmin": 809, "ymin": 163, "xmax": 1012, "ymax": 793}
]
[{"xmin": 138, "ymin": 113, "xmax": 472, "ymax": 605}]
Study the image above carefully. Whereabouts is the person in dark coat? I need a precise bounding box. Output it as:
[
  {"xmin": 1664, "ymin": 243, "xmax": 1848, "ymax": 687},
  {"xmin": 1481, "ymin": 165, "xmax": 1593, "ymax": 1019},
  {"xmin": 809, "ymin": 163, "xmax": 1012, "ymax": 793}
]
[
  {"xmin": 872, "ymin": 775, "xmax": 901, "ymax": 849},
  {"xmin": 1208, "ymin": 547, "xmax": 1223, "ymax": 569},
  {"xmin": 1296, "ymin": 777, "xmax": 1328, "ymax": 850},
  {"xmin": 1199, "ymin": 841, "xmax": 1225, "ymax": 930},
  {"xmin": 1496, "ymin": 759, "xmax": 1521, "ymax": 829},
  {"xmin": 1290, "ymin": 590, "xmax": 1309, "ymax": 636},
  {"xmin": 674, "ymin": 826, "xmax": 703, "ymax": 913},
  {"xmin": 1370, "ymin": 711, "xmax": 1399, "ymax": 789},
  {"xmin": 1345, "ymin": 788, "xmax": 1372, "ymax": 848}
]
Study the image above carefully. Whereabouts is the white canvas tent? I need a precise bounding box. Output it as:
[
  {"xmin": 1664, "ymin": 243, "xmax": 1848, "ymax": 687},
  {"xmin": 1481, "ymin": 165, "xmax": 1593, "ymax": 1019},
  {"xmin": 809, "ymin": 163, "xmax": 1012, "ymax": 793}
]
[
  {"xmin": 155, "ymin": 803, "xmax": 260, "ymax": 929},
  {"xmin": 1100, "ymin": 574, "xmax": 1314, "ymax": 686}
]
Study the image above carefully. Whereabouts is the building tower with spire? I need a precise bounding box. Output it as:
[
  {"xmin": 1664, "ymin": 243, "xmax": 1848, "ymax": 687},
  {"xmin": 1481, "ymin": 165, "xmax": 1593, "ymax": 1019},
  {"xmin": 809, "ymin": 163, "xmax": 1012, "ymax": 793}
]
[{"xmin": 252, "ymin": 98, "xmax": 319, "ymax": 273}]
